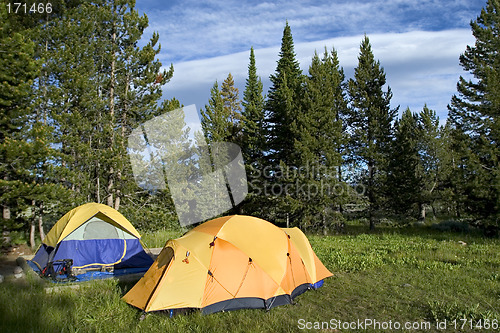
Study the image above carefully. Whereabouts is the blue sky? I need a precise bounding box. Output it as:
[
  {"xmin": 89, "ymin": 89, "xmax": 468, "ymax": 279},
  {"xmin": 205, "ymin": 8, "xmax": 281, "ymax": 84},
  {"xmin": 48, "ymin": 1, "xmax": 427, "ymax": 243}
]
[{"xmin": 135, "ymin": 0, "xmax": 487, "ymax": 124}]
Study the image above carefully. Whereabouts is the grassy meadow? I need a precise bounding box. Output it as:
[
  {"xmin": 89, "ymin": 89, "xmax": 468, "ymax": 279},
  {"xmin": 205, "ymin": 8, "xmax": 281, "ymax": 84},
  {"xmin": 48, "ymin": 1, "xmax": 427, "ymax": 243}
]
[{"xmin": 1, "ymin": 223, "xmax": 499, "ymax": 332}]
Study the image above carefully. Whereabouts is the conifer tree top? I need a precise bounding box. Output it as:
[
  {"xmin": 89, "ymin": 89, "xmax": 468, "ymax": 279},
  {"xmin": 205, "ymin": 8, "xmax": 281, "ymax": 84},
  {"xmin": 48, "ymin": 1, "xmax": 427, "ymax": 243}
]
[{"xmin": 272, "ymin": 22, "xmax": 302, "ymax": 82}]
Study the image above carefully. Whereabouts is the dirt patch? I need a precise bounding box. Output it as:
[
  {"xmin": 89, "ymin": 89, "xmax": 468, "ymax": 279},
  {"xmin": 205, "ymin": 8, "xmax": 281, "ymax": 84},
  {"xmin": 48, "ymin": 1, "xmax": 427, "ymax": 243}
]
[{"xmin": 0, "ymin": 244, "xmax": 33, "ymax": 277}]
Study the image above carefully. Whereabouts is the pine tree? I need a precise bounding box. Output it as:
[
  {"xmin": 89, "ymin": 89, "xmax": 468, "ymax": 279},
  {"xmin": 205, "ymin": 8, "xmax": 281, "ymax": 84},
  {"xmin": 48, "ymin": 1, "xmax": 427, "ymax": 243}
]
[
  {"xmin": 417, "ymin": 106, "xmax": 445, "ymax": 219},
  {"xmin": 448, "ymin": 0, "xmax": 500, "ymax": 224},
  {"xmin": 199, "ymin": 76, "xmax": 247, "ymax": 220},
  {"xmin": 294, "ymin": 48, "xmax": 347, "ymax": 232},
  {"xmin": 33, "ymin": 0, "xmax": 172, "ymax": 209},
  {"xmin": 387, "ymin": 108, "xmax": 422, "ymax": 217},
  {"xmin": 111, "ymin": 23, "xmax": 173, "ymax": 210},
  {"xmin": 348, "ymin": 35, "xmax": 397, "ymax": 230},
  {"xmin": 240, "ymin": 47, "xmax": 266, "ymax": 215},
  {"xmin": 96, "ymin": 0, "xmax": 173, "ymax": 209},
  {"xmin": 266, "ymin": 22, "xmax": 303, "ymax": 166},
  {"xmin": 201, "ymin": 73, "xmax": 242, "ymax": 144},
  {"xmin": 388, "ymin": 106, "xmax": 449, "ymax": 221},
  {"xmin": 0, "ymin": 6, "xmax": 68, "ymax": 246},
  {"xmin": 0, "ymin": 7, "xmax": 37, "ymax": 220},
  {"xmin": 201, "ymin": 81, "xmax": 230, "ymax": 143},
  {"xmin": 220, "ymin": 73, "xmax": 242, "ymax": 141},
  {"xmin": 263, "ymin": 22, "xmax": 304, "ymax": 225},
  {"xmin": 1, "ymin": 0, "xmax": 176, "ymax": 238},
  {"xmin": 241, "ymin": 47, "xmax": 266, "ymax": 162},
  {"xmin": 440, "ymin": 120, "xmax": 466, "ymax": 217}
]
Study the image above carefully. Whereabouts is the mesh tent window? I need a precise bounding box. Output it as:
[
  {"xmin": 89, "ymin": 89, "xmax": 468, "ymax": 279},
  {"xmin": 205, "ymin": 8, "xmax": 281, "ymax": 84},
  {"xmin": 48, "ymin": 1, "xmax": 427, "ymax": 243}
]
[{"xmin": 64, "ymin": 217, "xmax": 136, "ymax": 241}]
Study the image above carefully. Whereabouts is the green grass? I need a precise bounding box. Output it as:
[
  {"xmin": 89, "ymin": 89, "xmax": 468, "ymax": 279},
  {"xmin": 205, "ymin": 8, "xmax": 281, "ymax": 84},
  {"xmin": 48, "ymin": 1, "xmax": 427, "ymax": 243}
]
[
  {"xmin": 140, "ymin": 228, "xmax": 183, "ymax": 249},
  {"xmin": 1, "ymin": 225, "xmax": 499, "ymax": 332}
]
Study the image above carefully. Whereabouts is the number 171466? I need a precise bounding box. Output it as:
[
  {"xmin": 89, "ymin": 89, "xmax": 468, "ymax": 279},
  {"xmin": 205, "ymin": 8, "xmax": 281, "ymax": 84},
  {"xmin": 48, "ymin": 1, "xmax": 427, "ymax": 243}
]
[
  {"xmin": 451, "ymin": 319, "xmax": 499, "ymax": 330},
  {"xmin": 6, "ymin": 2, "xmax": 52, "ymax": 14}
]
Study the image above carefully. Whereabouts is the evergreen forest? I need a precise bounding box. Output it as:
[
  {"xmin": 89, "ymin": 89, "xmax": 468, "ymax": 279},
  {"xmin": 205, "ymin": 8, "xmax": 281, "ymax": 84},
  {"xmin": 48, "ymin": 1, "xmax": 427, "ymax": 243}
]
[{"xmin": 1, "ymin": 0, "xmax": 499, "ymax": 248}]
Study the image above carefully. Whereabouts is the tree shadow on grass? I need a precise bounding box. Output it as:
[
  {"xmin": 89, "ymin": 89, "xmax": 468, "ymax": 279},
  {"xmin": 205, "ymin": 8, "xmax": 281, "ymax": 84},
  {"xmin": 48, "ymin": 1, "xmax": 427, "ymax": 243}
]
[
  {"xmin": 330, "ymin": 223, "xmax": 488, "ymax": 243},
  {"xmin": 0, "ymin": 281, "xmax": 77, "ymax": 333}
]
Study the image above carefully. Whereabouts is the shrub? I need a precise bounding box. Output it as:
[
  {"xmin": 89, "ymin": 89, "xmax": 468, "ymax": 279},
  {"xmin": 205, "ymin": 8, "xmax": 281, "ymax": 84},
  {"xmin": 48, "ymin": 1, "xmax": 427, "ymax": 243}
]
[{"xmin": 431, "ymin": 220, "xmax": 470, "ymax": 233}]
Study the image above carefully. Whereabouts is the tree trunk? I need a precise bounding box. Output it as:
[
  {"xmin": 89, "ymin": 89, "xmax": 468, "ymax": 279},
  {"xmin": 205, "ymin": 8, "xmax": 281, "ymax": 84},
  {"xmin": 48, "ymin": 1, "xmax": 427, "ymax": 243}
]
[
  {"xmin": 2, "ymin": 175, "xmax": 10, "ymax": 220},
  {"xmin": 115, "ymin": 59, "xmax": 130, "ymax": 213},
  {"xmin": 96, "ymin": 168, "xmax": 101, "ymax": 203},
  {"xmin": 106, "ymin": 4, "xmax": 117, "ymax": 209},
  {"xmin": 30, "ymin": 199, "xmax": 37, "ymax": 249},
  {"xmin": 368, "ymin": 161, "xmax": 375, "ymax": 231},
  {"xmin": 38, "ymin": 202, "xmax": 45, "ymax": 241},
  {"xmin": 114, "ymin": 194, "xmax": 120, "ymax": 211},
  {"xmin": 2, "ymin": 205, "xmax": 10, "ymax": 220},
  {"xmin": 369, "ymin": 207, "xmax": 375, "ymax": 230},
  {"xmin": 107, "ymin": 167, "xmax": 114, "ymax": 207},
  {"xmin": 30, "ymin": 199, "xmax": 45, "ymax": 243},
  {"xmin": 286, "ymin": 213, "xmax": 289, "ymax": 228},
  {"xmin": 42, "ymin": 38, "xmax": 48, "ymax": 125},
  {"xmin": 29, "ymin": 221, "xmax": 35, "ymax": 249},
  {"xmin": 337, "ymin": 145, "xmax": 343, "ymax": 214},
  {"xmin": 322, "ymin": 211, "xmax": 328, "ymax": 236},
  {"xmin": 419, "ymin": 203, "xmax": 426, "ymax": 221}
]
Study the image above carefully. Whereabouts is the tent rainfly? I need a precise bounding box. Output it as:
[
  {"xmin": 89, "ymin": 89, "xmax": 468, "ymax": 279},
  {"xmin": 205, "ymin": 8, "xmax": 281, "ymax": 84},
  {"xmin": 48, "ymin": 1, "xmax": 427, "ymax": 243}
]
[{"xmin": 123, "ymin": 215, "xmax": 332, "ymax": 314}]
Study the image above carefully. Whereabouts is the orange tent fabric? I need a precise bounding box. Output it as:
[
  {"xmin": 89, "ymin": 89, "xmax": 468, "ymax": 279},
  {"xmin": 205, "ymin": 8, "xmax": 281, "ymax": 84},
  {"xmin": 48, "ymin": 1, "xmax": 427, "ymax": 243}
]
[{"xmin": 123, "ymin": 215, "xmax": 332, "ymax": 314}]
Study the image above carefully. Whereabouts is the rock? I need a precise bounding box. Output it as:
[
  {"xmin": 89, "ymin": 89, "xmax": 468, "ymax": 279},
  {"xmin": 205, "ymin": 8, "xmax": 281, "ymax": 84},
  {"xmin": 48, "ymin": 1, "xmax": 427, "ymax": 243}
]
[
  {"xmin": 0, "ymin": 274, "xmax": 4, "ymax": 283},
  {"xmin": 402, "ymin": 283, "xmax": 412, "ymax": 288},
  {"xmin": 458, "ymin": 241, "xmax": 467, "ymax": 246},
  {"xmin": 2, "ymin": 231, "xmax": 11, "ymax": 244},
  {"xmin": 16, "ymin": 257, "xmax": 43, "ymax": 284},
  {"xmin": 13, "ymin": 266, "xmax": 23, "ymax": 278}
]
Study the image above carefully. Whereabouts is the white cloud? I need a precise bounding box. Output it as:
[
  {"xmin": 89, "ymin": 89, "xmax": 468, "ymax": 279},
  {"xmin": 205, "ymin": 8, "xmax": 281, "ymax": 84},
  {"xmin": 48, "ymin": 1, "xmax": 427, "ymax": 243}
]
[
  {"xmin": 139, "ymin": 0, "xmax": 484, "ymax": 64},
  {"xmin": 161, "ymin": 29, "xmax": 474, "ymax": 122}
]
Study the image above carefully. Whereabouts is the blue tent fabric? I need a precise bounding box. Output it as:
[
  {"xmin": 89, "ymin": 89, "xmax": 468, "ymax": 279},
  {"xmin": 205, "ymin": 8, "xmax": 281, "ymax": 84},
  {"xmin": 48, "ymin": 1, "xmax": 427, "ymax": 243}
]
[
  {"xmin": 29, "ymin": 239, "xmax": 152, "ymax": 273},
  {"xmin": 310, "ymin": 279, "xmax": 324, "ymax": 289},
  {"xmin": 29, "ymin": 244, "xmax": 52, "ymax": 271},
  {"xmin": 26, "ymin": 261, "xmax": 150, "ymax": 283},
  {"xmin": 54, "ymin": 239, "xmax": 126, "ymax": 268},
  {"xmin": 115, "ymin": 241, "xmax": 154, "ymax": 269},
  {"xmin": 51, "ymin": 238, "xmax": 152, "ymax": 269}
]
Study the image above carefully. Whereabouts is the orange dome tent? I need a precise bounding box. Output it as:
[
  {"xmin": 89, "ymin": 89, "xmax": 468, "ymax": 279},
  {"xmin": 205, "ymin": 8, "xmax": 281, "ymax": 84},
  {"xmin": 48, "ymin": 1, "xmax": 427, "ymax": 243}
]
[{"xmin": 122, "ymin": 215, "xmax": 332, "ymax": 314}]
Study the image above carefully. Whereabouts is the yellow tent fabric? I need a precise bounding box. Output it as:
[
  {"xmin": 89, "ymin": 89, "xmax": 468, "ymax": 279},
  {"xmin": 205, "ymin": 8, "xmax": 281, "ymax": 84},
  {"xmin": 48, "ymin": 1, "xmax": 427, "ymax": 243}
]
[
  {"xmin": 43, "ymin": 202, "xmax": 142, "ymax": 247},
  {"xmin": 281, "ymin": 227, "xmax": 332, "ymax": 284},
  {"xmin": 123, "ymin": 215, "xmax": 332, "ymax": 314}
]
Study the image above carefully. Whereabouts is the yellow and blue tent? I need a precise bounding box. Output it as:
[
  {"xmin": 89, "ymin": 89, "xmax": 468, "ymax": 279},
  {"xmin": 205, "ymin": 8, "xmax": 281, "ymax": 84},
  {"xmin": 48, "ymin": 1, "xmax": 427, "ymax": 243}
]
[
  {"xmin": 29, "ymin": 203, "xmax": 153, "ymax": 280},
  {"xmin": 123, "ymin": 215, "xmax": 332, "ymax": 314}
]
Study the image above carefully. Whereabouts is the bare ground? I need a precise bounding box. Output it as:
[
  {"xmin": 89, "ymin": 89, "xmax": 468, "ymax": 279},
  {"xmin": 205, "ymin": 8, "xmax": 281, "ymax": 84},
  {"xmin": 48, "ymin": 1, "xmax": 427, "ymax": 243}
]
[{"xmin": 0, "ymin": 244, "xmax": 33, "ymax": 278}]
